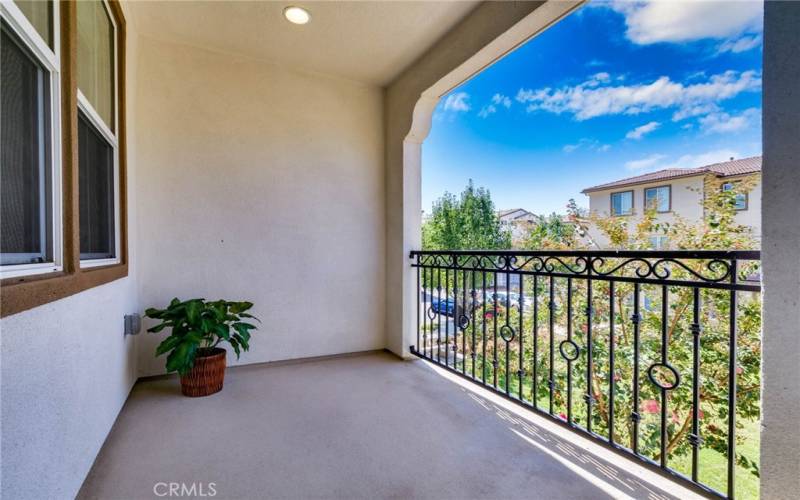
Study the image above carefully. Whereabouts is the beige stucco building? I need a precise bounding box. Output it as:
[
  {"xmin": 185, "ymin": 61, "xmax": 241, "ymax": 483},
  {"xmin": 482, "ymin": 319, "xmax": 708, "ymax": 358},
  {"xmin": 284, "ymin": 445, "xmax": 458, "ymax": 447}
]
[{"xmin": 582, "ymin": 156, "xmax": 762, "ymax": 248}]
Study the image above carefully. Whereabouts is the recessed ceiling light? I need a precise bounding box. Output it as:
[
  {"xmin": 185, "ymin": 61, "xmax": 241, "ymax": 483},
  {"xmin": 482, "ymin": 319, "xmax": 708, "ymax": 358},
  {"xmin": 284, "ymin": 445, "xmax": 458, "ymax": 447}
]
[{"xmin": 283, "ymin": 6, "xmax": 311, "ymax": 25}]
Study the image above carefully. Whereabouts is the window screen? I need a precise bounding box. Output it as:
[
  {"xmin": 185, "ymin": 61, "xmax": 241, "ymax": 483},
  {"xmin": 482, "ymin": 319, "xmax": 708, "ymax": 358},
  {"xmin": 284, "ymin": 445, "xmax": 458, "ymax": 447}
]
[
  {"xmin": 79, "ymin": 111, "xmax": 115, "ymax": 260},
  {"xmin": 1, "ymin": 22, "xmax": 53, "ymax": 266}
]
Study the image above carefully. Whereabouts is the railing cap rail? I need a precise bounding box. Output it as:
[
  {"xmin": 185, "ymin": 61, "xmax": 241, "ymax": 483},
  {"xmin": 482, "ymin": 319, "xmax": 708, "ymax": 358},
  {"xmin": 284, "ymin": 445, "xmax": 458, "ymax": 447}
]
[{"xmin": 410, "ymin": 249, "xmax": 761, "ymax": 260}]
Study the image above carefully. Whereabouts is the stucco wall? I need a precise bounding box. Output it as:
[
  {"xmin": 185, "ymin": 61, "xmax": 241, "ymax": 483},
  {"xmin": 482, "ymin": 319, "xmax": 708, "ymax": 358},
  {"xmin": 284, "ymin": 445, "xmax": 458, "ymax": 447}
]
[
  {"xmin": 586, "ymin": 176, "xmax": 704, "ymax": 247},
  {"xmin": 384, "ymin": 1, "xmax": 580, "ymax": 356},
  {"xmin": 133, "ymin": 36, "xmax": 386, "ymax": 376},
  {"xmin": 761, "ymin": 2, "xmax": 800, "ymax": 498},
  {"xmin": 0, "ymin": 15, "xmax": 140, "ymax": 500},
  {"xmin": 586, "ymin": 175, "xmax": 762, "ymax": 248}
]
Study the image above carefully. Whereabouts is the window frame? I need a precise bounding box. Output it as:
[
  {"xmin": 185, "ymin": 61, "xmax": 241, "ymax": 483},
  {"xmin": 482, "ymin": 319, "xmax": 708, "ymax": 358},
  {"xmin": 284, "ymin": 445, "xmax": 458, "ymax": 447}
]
[
  {"xmin": 610, "ymin": 190, "xmax": 634, "ymax": 217},
  {"xmin": 1, "ymin": 0, "xmax": 128, "ymax": 317},
  {"xmin": 0, "ymin": 0, "xmax": 63, "ymax": 280},
  {"xmin": 76, "ymin": 0, "xmax": 120, "ymax": 268},
  {"xmin": 721, "ymin": 181, "xmax": 748, "ymax": 211},
  {"xmin": 644, "ymin": 184, "xmax": 671, "ymax": 213}
]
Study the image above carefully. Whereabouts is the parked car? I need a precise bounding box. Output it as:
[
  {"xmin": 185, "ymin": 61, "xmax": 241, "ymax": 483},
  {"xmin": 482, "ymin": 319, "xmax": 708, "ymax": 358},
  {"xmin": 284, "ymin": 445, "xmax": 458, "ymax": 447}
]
[{"xmin": 430, "ymin": 297, "xmax": 474, "ymax": 317}]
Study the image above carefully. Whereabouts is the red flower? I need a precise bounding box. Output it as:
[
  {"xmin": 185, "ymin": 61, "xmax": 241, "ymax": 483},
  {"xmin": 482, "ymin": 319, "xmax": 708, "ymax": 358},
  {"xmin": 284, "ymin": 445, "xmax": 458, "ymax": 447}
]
[
  {"xmin": 736, "ymin": 366, "xmax": 744, "ymax": 375},
  {"xmin": 642, "ymin": 399, "xmax": 660, "ymax": 414},
  {"xmin": 559, "ymin": 412, "xmax": 567, "ymax": 420}
]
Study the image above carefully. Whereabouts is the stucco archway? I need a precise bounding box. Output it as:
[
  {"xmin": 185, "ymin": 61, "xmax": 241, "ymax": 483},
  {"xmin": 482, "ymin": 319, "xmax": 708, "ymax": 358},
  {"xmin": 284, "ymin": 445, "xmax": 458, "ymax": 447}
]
[{"xmin": 384, "ymin": 0, "xmax": 582, "ymax": 359}]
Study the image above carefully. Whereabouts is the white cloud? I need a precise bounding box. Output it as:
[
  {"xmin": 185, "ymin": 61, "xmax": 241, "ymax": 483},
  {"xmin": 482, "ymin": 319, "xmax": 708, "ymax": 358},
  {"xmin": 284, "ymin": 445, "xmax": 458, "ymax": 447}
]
[
  {"xmin": 718, "ymin": 34, "xmax": 762, "ymax": 53},
  {"xmin": 624, "ymin": 149, "xmax": 746, "ymax": 172},
  {"xmin": 625, "ymin": 154, "xmax": 667, "ymax": 171},
  {"xmin": 442, "ymin": 92, "xmax": 471, "ymax": 112},
  {"xmin": 625, "ymin": 121, "xmax": 660, "ymax": 140},
  {"xmin": 660, "ymin": 149, "xmax": 741, "ymax": 169},
  {"xmin": 563, "ymin": 138, "xmax": 611, "ymax": 153},
  {"xmin": 516, "ymin": 70, "xmax": 760, "ymax": 121},
  {"xmin": 491, "ymin": 93, "xmax": 512, "ymax": 108},
  {"xmin": 478, "ymin": 93, "xmax": 512, "ymax": 118},
  {"xmin": 698, "ymin": 107, "xmax": 760, "ymax": 134},
  {"xmin": 586, "ymin": 72, "xmax": 611, "ymax": 86},
  {"xmin": 671, "ymin": 103, "xmax": 720, "ymax": 121},
  {"xmin": 478, "ymin": 105, "xmax": 497, "ymax": 119},
  {"xmin": 604, "ymin": 0, "xmax": 762, "ymax": 46}
]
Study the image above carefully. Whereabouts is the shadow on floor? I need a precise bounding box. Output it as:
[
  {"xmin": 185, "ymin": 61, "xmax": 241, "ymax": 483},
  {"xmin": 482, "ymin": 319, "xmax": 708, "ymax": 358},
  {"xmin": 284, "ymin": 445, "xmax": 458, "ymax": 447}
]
[{"xmin": 78, "ymin": 351, "xmax": 683, "ymax": 500}]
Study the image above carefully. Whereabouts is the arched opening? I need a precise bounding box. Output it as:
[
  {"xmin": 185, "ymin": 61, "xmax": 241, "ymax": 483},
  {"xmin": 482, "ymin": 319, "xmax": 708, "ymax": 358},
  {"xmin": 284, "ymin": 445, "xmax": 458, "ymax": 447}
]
[{"xmin": 400, "ymin": 2, "xmax": 768, "ymax": 498}]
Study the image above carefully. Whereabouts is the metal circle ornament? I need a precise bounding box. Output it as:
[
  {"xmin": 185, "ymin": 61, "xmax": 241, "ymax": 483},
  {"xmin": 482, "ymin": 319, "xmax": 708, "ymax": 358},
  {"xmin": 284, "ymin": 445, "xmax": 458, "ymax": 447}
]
[
  {"xmin": 647, "ymin": 363, "xmax": 681, "ymax": 390},
  {"xmin": 458, "ymin": 314, "xmax": 470, "ymax": 330},
  {"xmin": 426, "ymin": 307, "xmax": 436, "ymax": 320},
  {"xmin": 559, "ymin": 339, "xmax": 580, "ymax": 362},
  {"xmin": 499, "ymin": 324, "xmax": 516, "ymax": 342}
]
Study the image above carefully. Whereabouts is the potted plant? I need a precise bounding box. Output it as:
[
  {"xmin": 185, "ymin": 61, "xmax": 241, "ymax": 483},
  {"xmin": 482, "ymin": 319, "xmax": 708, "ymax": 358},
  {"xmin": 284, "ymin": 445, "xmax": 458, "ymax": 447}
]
[{"xmin": 145, "ymin": 298, "xmax": 259, "ymax": 397}]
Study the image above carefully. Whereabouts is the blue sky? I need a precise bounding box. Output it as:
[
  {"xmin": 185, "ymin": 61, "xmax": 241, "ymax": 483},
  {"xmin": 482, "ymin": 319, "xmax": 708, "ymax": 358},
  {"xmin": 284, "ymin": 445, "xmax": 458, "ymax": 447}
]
[{"xmin": 422, "ymin": 0, "xmax": 763, "ymax": 215}]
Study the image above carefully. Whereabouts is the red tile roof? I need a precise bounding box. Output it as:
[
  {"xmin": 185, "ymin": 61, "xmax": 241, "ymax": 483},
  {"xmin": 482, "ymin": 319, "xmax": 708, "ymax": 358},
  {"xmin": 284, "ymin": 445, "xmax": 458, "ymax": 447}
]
[{"xmin": 582, "ymin": 156, "xmax": 761, "ymax": 193}]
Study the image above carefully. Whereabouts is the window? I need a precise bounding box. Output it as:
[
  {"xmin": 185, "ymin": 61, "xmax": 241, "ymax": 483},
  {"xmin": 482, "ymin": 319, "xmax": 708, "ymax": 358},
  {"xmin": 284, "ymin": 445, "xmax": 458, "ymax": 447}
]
[
  {"xmin": 78, "ymin": 112, "xmax": 115, "ymax": 259},
  {"xmin": 1, "ymin": 1, "xmax": 61, "ymax": 278},
  {"xmin": 644, "ymin": 185, "xmax": 670, "ymax": 212},
  {"xmin": 1, "ymin": 0, "xmax": 127, "ymax": 317},
  {"xmin": 649, "ymin": 235, "xmax": 669, "ymax": 250},
  {"xmin": 611, "ymin": 190, "xmax": 633, "ymax": 216},
  {"xmin": 722, "ymin": 182, "xmax": 747, "ymax": 210},
  {"xmin": 77, "ymin": 0, "xmax": 119, "ymax": 265},
  {"xmin": 13, "ymin": 0, "xmax": 52, "ymax": 49}
]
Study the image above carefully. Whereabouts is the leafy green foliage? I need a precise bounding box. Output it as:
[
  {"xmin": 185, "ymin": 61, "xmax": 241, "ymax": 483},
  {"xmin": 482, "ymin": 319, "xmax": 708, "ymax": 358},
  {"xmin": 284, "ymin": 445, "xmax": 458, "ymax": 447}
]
[
  {"xmin": 422, "ymin": 175, "xmax": 762, "ymax": 492},
  {"xmin": 520, "ymin": 212, "xmax": 578, "ymax": 250},
  {"xmin": 422, "ymin": 180, "xmax": 511, "ymax": 251},
  {"xmin": 145, "ymin": 298, "xmax": 260, "ymax": 375}
]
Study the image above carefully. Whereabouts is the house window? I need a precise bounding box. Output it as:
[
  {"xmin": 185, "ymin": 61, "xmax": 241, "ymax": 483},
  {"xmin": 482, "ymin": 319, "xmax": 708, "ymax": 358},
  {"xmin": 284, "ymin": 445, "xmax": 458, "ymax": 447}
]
[
  {"xmin": 649, "ymin": 235, "xmax": 669, "ymax": 250},
  {"xmin": 644, "ymin": 185, "xmax": 670, "ymax": 212},
  {"xmin": 13, "ymin": 0, "xmax": 53, "ymax": 49},
  {"xmin": 611, "ymin": 190, "xmax": 633, "ymax": 216},
  {"xmin": 1, "ymin": 1, "xmax": 62, "ymax": 278},
  {"xmin": 77, "ymin": 0, "xmax": 119, "ymax": 265},
  {"xmin": 1, "ymin": 0, "xmax": 128, "ymax": 317},
  {"xmin": 722, "ymin": 182, "xmax": 747, "ymax": 210}
]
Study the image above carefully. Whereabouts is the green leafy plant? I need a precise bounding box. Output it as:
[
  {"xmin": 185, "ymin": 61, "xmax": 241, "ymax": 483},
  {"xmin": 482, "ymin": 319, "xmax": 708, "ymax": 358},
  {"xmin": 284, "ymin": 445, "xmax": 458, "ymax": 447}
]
[{"xmin": 145, "ymin": 298, "xmax": 259, "ymax": 375}]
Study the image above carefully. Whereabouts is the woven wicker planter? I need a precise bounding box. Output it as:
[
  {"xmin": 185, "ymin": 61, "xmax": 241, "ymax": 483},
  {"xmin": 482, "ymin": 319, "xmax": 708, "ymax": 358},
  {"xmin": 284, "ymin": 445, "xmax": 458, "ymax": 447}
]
[{"xmin": 180, "ymin": 348, "xmax": 226, "ymax": 397}]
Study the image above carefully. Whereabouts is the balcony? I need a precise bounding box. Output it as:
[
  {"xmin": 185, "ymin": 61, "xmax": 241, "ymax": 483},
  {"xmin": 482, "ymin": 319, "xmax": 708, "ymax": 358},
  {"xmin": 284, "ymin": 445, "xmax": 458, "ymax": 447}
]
[
  {"xmin": 410, "ymin": 250, "xmax": 761, "ymax": 498},
  {"xmin": 1, "ymin": 2, "xmax": 798, "ymax": 500},
  {"xmin": 78, "ymin": 350, "xmax": 699, "ymax": 499}
]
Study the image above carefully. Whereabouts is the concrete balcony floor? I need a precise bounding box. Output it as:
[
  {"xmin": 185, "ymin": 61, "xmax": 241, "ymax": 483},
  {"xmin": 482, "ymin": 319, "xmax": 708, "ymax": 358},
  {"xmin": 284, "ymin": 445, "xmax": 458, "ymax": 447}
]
[{"xmin": 78, "ymin": 351, "xmax": 697, "ymax": 499}]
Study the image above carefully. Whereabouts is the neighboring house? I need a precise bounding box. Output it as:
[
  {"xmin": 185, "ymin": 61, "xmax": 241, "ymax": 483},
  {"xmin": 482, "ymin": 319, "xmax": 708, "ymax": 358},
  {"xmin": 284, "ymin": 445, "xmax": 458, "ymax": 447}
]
[
  {"xmin": 582, "ymin": 156, "xmax": 762, "ymax": 248},
  {"xmin": 497, "ymin": 208, "xmax": 537, "ymax": 242}
]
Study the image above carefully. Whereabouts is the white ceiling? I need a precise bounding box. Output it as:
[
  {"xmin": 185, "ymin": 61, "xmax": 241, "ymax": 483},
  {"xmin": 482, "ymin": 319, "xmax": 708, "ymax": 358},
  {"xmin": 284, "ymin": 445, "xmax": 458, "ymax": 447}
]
[{"xmin": 129, "ymin": 1, "xmax": 480, "ymax": 86}]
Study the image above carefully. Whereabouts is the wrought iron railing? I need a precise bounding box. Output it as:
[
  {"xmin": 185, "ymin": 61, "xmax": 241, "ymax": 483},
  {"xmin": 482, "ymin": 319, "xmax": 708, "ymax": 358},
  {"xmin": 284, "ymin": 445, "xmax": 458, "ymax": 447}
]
[{"xmin": 410, "ymin": 250, "xmax": 761, "ymax": 499}]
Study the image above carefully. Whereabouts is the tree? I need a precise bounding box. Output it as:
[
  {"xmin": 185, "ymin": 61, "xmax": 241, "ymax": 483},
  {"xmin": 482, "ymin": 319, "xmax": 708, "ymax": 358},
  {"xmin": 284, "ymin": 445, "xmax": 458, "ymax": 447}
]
[
  {"xmin": 520, "ymin": 212, "xmax": 578, "ymax": 250},
  {"xmin": 422, "ymin": 180, "xmax": 511, "ymax": 251},
  {"xmin": 421, "ymin": 181, "xmax": 510, "ymax": 292}
]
